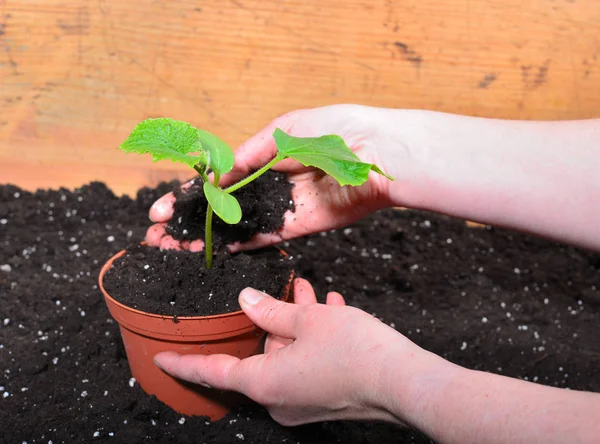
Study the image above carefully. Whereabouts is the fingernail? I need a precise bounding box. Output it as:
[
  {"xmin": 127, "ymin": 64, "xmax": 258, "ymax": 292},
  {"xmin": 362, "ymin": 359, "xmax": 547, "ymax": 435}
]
[
  {"xmin": 154, "ymin": 357, "xmax": 165, "ymax": 370},
  {"xmin": 198, "ymin": 381, "xmax": 212, "ymax": 389},
  {"xmin": 241, "ymin": 288, "xmax": 266, "ymax": 306}
]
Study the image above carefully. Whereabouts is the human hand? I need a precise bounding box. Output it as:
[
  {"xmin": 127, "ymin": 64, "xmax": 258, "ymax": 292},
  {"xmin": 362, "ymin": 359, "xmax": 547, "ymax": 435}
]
[
  {"xmin": 146, "ymin": 104, "xmax": 410, "ymax": 251},
  {"xmin": 153, "ymin": 278, "xmax": 447, "ymax": 426}
]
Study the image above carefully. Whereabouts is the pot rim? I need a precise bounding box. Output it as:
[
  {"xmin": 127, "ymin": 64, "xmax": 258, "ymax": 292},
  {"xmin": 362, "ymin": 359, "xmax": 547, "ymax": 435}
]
[{"xmin": 99, "ymin": 244, "xmax": 291, "ymax": 321}]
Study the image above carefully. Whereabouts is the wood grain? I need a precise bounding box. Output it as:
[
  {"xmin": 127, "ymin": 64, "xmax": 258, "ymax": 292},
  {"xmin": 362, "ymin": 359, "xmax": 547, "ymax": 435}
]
[{"xmin": 1, "ymin": 0, "xmax": 599, "ymax": 195}]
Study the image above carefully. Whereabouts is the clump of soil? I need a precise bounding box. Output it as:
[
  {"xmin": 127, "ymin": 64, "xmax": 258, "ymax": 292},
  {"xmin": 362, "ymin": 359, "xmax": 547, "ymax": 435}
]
[
  {"xmin": 1, "ymin": 181, "xmax": 599, "ymax": 444},
  {"xmin": 103, "ymin": 244, "xmax": 293, "ymax": 316},
  {"xmin": 167, "ymin": 170, "xmax": 294, "ymax": 246}
]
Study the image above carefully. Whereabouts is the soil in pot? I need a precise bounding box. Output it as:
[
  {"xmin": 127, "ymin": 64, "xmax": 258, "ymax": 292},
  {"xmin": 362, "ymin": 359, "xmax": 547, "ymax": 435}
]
[
  {"xmin": 1, "ymin": 181, "xmax": 599, "ymax": 444},
  {"xmin": 103, "ymin": 245, "xmax": 293, "ymax": 316}
]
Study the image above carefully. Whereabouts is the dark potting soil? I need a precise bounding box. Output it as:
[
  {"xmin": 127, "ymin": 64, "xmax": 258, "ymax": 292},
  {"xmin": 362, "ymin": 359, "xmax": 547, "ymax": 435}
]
[
  {"xmin": 103, "ymin": 244, "xmax": 292, "ymax": 316},
  {"xmin": 167, "ymin": 170, "xmax": 294, "ymax": 246},
  {"xmin": 1, "ymin": 181, "xmax": 600, "ymax": 444}
]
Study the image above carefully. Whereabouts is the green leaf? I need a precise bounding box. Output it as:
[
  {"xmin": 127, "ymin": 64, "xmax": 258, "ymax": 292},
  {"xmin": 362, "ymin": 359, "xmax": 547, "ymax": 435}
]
[
  {"xmin": 197, "ymin": 129, "xmax": 235, "ymax": 176},
  {"xmin": 203, "ymin": 182, "xmax": 242, "ymax": 224},
  {"xmin": 119, "ymin": 118, "xmax": 207, "ymax": 168},
  {"xmin": 273, "ymin": 128, "xmax": 394, "ymax": 187}
]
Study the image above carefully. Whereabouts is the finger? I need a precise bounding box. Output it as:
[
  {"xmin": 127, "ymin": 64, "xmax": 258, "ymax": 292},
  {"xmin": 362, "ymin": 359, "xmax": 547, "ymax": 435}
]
[
  {"xmin": 154, "ymin": 351, "xmax": 264, "ymax": 397},
  {"xmin": 227, "ymin": 233, "xmax": 283, "ymax": 253},
  {"xmin": 229, "ymin": 122, "xmax": 283, "ymax": 179},
  {"xmin": 326, "ymin": 291, "xmax": 346, "ymax": 306},
  {"xmin": 239, "ymin": 288, "xmax": 301, "ymax": 339},
  {"xmin": 149, "ymin": 180, "xmax": 195, "ymax": 223},
  {"xmin": 149, "ymin": 192, "xmax": 176, "ymax": 223},
  {"xmin": 159, "ymin": 235, "xmax": 182, "ymax": 251},
  {"xmin": 146, "ymin": 223, "xmax": 167, "ymax": 247},
  {"xmin": 154, "ymin": 351, "xmax": 240, "ymax": 390},
  {"xmin": 293, "ymin": 278, "xmax": 317, "ymax": 305},
  {"xmin": 264, "ymin": 334, "xmax": 293, "ymax": 353},
  {"xmin": 189, "ymin": 239, "xmax": 205, "ymax": 252}
]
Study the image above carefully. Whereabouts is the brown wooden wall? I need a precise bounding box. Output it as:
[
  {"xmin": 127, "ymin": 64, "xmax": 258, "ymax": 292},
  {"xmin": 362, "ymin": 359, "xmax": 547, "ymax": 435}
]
[{"xmin": 1, "ymin": 0, "xmax": 599, "ymax": 196}]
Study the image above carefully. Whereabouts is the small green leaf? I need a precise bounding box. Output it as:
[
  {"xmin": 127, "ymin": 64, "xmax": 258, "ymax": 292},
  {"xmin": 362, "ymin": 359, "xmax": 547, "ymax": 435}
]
[
  {"xmin": 119, "ymin": 118, "xmax": 207, "ymax": 168},
  {"xmin": 197, "ymin": 129, "xmax": 235, "ymax": 176},
  {"xmin": 203, "ymin": 182, "xmax": 242, "ymax": 224},
  {"xmin": 273, "ymin": 128, "xmax": 394, "ymax": 186}
]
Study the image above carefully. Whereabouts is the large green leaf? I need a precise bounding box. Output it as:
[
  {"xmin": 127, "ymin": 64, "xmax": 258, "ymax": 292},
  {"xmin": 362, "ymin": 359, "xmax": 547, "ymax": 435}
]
[
  {"xmin": 273, "ymin": 128, "xmax": 393, "ymax": 187},
  {"xmin": 119, "ymin": 118, "xmax": 208, "ymax": 168},
  {"xmin": 203, "ymin": 182, "xmax": 242, "ymax": 224},
  {"xmin": 197, "ymin": 129, "xmax": 235, "ymax": 176}
]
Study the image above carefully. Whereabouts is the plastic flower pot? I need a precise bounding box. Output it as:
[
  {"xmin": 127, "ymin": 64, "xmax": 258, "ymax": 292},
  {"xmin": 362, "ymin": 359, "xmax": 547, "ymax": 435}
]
[{"xmin": 99, "ymin": 247, "xmax": 293, "ymax": 421}]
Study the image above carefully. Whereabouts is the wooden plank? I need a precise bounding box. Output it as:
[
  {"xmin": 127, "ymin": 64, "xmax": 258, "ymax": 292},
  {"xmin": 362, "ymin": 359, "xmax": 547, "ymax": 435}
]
[{"xmin": 1, "ymin": 0, "xmax": 599, "ymax": 196}]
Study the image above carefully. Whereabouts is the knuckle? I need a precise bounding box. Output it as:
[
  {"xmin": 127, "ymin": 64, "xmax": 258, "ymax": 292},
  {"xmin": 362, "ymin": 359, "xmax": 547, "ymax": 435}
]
[
  {"xmin": 269, "ymin": 410, "xmax": 299, "ymax": 427},
  {"xmin": 261, "ymin": 300, "xmax": 286, "ymax": 324}
]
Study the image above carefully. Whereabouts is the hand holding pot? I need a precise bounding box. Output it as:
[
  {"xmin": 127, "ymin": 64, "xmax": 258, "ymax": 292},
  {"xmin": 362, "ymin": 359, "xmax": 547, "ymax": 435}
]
[
  {"xmin": 154, "ymin": 278, "xmax": 451, "ymax": 426},
  {"xmin": 146, "ymin": 105, "xmax": 408, "ymax": 251}
]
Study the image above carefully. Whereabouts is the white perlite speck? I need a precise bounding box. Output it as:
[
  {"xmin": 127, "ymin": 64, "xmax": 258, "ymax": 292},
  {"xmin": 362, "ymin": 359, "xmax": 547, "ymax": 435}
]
[
  {"xmin": 179, "ymin": 417, "xmax": 186, "ymax": 425},
  {"xmin": 128, "ymin": 377, "xmax": 136, "ymax": 387},
  {"xmin": 0, "ymin": 264, "xmax": 11, "ymax": 272},
  {"xmin": 144, "ymin": 264, "xmax": 150, "ymax": 270},
  {"xmin": 236, "ymin": 434, "xmax": 245, "ymax": 440},
  {"xmin": 481, "ymin": 317, "xmax": 488, "ymax": 323},
  {"xmin": 3, "ymin": 392, "xmax": 9, "ymax": 398},
  {"xmin": 0, "ymin": 218, "xmax": 7, "ymax": 224},
  {"xmin": 93, "ymin": 431, "xmax": 100, "ymax": 437},
  {"xmin": 3, "ymin": 318, "xmax": 9, "ymax": 326},
  {"xmin": 68, "ymin": 244, "xmax": 79, "ymax": 252},
  {"xmin": 81, "ymin": 391, "xmax": 88, "ymax": 398},
  {"xmin": 460, "ymin": 342, "xmax": 467, "ymax": 351},
  {"xmin": 107, "ymin": 236, "xmax": 115, "ymax": 242}
]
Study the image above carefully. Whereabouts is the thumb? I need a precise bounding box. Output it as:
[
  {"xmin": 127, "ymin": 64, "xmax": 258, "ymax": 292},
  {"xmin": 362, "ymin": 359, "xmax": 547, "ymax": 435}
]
[{"xmin": 239, "ymin": 288, "xmax": 299, "ymax": 339}]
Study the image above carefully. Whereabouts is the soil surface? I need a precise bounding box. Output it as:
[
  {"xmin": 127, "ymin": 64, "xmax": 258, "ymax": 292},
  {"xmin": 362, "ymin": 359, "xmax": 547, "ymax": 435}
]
[
  {"xmin": 1, "ymin": 181, "xmax": 599, "ymax": 443},
  {"xmin": 167, "ymin": 170, "xmax": 294, "ymax": 247},
  {"xmin": 103, "ymin": 244, "xmax": 292, "ymax": 316}
]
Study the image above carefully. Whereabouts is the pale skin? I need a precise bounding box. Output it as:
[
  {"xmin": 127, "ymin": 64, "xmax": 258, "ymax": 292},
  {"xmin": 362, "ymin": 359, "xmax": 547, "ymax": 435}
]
[{"xmin": 151, "ymin": 105, "xmax": 600, "ymax": 443}]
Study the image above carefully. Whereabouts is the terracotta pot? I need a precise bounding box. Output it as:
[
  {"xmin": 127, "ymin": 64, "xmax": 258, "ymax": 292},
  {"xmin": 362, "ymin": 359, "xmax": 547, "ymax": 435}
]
[{"xmin": 99, "ymin": 247, "xmax": 293, "ymax": 421}]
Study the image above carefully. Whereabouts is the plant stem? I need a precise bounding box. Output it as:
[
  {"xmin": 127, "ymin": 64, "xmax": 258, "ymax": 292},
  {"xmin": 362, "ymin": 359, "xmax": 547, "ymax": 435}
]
[
  {"xmin": 194, "ymin": 165, "xmax": 209, "ymax": 183},
  {"xmin": 193, "ymin": 164, "xmax": 216, "ymax": 269},
  {"xmin": 204, "ymin": 172, "xmax": 219, "ymax": 269},
  {"xmin": 224, "ymin": 156, "xmax": 281, "ymax": 194},
  {"xmin": 205, "ymin": 204, "xmax": 214, "ymax": 269}
]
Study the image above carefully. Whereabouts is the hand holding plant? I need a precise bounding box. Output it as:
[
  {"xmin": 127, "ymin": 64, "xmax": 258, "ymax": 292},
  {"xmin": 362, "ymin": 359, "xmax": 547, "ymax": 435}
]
[{"xmin": 146, "ymin": 105, "xmax": 404, "ymax": 252}]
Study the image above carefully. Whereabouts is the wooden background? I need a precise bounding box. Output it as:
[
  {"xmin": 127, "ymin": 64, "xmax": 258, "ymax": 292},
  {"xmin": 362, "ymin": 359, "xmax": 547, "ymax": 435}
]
[{"xmin": 1, "ymin": 0, "xmax": 599, "ymax": 196}]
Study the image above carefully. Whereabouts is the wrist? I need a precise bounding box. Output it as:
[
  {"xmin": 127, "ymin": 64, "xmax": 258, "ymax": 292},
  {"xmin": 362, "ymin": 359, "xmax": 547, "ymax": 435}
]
[
  {"xmin": 376, "ymin": 340, "xmax": 466, "ymax": 430},
  {"xmin": 369, "ymin": 108, "xmax": 442, "ymax": 210}
]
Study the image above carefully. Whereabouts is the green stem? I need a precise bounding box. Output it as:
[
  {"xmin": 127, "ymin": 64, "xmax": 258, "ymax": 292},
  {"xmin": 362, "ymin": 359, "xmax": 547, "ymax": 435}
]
[
  {"xmin": 205, "ymin": 204, "xmax": 214, "ymax": 269},
  {"xmin": 194, "ymin": 165, "xmax": 209, "ymax": 183},
  {"xmin": 193, "ymin": 164, "xmax": 217, "ymax": 269},
  {"xmin": 224, "ymin": 156, "xmax": 281, "ymax": 194},
  {"xmin": 204, "ymin": 172, "xmax": 219, "ymax": 269}
]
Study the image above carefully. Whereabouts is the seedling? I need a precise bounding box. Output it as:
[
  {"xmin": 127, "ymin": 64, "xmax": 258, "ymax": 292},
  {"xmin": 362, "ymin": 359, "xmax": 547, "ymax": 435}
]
[{"xmin": 119, "ymin": 118, "xmax": 393, "ymax": 268}]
